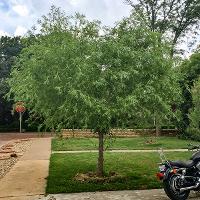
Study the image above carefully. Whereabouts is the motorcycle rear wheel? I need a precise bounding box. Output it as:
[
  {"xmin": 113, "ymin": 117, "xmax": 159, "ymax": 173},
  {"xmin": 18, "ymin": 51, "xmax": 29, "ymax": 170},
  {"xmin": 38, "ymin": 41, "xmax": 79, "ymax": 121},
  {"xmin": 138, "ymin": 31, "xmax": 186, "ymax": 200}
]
[{"xmin": 163, "ymin": 174, "xmax": 190, "ymax": 200}]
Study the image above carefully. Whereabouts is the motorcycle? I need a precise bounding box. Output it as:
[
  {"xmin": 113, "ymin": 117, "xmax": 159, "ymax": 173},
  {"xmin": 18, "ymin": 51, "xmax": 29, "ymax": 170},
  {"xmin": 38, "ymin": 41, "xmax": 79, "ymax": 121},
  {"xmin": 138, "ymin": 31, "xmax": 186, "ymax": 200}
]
[{"xmin": 156, "ymin": 144, "xmax": 200, "ymax": 200}]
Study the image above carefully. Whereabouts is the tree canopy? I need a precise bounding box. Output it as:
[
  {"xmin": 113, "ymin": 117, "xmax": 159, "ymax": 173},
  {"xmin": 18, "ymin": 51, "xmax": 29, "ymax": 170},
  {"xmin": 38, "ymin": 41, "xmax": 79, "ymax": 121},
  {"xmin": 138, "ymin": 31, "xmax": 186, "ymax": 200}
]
[
  {"xmin": 187, "ymin": 77, "xmax": 200, "ymax": 140},
  {"xmin": 8, "ymin": 7, "xmax": 180, "ymax": 131},
  {"xmin": 177, "ymin": 51, "xmax": 200, "ymax": 135},
  {"xmin": 0, "ymin": 36, "xmax": 23, "ymax": 127},
  {"xmin": 125, "ymin": 0, "xmax": 200, "ymax": 55}
]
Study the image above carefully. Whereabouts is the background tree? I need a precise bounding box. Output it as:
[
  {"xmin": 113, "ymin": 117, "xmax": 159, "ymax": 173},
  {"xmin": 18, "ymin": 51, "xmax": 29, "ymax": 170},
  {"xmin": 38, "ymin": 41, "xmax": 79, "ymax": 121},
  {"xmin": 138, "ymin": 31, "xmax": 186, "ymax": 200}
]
[
  {"xmin": 187, "ymin": 77, "xmax": 200, "ymax": 140},
  {"xmin": 178, "ymin": 50, "xmax": 200, "ymax": 136},
  {"xmin": 0, "ymin": 36, "xmax": 23, "ymax": 129},
  {"xmin": 125, "ymin": 0, "xmax": 200, "ymax": 56}
]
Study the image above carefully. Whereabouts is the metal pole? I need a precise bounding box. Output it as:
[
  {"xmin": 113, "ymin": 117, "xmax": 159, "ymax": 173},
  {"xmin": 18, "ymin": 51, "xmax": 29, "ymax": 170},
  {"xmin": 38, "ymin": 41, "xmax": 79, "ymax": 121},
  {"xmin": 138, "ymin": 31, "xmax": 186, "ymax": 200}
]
[{"xmin": 19, "ymin": 112, "xmax": 22, "ymax": 133}]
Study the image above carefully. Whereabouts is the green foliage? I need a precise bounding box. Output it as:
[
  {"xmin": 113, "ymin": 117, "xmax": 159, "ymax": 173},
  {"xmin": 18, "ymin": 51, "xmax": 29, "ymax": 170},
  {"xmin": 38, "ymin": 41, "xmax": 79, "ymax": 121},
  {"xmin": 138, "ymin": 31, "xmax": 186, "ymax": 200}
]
[
  {"xmin": 178, "ymin": 51, "xmax": 200, "ymax": 136},
  {"xmin": 0, "ymin": 36, "xmax": 23, "ymax": 94},
  {"xmin": 187, "ymin": 78, "xmax": 200, "ymax": 140},
  {"xmin": 8, "ymin": 6, "xmax": 181, "ymax": 134},
  {"xmin": 125, "ymin": 0, "xmax": 200, "ymax": 55},
  {"xmin": 0, "ymin": 36, "xmax": 23, "ymax": 126},
  {"xmin": 114, "ymin": 21, "xmax": 181, "ymax": 128}
]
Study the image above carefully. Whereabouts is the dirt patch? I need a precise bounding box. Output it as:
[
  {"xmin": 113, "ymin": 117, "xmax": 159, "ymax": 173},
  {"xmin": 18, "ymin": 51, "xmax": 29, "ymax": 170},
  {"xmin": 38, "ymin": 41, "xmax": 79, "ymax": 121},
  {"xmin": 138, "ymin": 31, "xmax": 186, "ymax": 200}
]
[{"xmin": 74, "ymin": 171, "xmax": 125, "ymax": 183}]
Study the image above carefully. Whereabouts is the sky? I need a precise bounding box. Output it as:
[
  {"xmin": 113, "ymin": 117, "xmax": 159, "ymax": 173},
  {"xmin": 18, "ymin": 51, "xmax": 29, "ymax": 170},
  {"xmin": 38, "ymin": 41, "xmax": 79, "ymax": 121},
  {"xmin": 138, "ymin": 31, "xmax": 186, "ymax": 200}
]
[{"xmin": 0, "ymin": 0, "xmax": 132, "ymax": 37}]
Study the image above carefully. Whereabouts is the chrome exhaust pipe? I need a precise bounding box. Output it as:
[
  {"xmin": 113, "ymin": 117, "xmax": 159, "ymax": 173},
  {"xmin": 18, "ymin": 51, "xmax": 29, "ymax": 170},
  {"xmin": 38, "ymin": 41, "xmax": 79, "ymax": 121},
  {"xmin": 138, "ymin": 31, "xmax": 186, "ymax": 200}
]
[{"xmin": 180, "ymin": 181, "xmax": 200, "ymax": 192}]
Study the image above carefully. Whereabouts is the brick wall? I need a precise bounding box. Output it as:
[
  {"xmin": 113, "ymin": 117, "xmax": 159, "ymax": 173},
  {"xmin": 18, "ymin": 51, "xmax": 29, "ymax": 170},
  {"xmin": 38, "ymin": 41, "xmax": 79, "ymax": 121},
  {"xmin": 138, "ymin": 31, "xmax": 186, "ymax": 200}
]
[{"xmin": 61, "ymin": 129, "xmax": 178, "ymax": 138}]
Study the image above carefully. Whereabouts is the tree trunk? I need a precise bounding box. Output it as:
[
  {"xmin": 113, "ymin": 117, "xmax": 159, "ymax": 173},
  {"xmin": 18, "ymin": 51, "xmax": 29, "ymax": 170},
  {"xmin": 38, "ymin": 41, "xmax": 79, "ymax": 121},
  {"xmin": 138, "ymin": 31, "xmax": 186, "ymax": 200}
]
[
  {"xmin": 155, "ymin": 115, "xmax": 161, "ymax": 137},
  {"xmin": 156, "ymin": 123, "xmax": 160, "ymax": 137},
  {"xmin": 97, "ymin": 131, "xmax": 104, "ymax": 177}
]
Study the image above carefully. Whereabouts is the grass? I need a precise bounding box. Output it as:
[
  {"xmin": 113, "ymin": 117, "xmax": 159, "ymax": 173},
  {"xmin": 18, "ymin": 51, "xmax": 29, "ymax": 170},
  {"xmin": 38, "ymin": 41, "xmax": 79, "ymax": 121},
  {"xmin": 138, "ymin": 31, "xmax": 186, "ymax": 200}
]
[
  {"xmin": 46, "ymin": 151, "xmax": 192, "ymax": 194},
  {"xmin": 52, "ymin": 136, "xmax": 199, "ymax": 151}
]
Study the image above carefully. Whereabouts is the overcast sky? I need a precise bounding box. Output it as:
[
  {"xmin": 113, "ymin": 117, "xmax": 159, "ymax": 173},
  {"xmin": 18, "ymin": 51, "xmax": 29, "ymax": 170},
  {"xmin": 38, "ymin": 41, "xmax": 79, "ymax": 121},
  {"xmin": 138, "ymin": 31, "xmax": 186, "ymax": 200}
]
[{"xmin": 0, "ymin": 0, "xmax": 132, "ymax": 36}]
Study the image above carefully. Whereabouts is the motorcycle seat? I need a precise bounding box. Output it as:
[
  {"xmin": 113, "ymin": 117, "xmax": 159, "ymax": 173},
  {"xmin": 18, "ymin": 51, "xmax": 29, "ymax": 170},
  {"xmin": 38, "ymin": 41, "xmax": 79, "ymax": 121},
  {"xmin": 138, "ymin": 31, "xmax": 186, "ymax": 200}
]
[{"xmin": 169, "ymin": 160, "xmax": 194, "ymax": 168}]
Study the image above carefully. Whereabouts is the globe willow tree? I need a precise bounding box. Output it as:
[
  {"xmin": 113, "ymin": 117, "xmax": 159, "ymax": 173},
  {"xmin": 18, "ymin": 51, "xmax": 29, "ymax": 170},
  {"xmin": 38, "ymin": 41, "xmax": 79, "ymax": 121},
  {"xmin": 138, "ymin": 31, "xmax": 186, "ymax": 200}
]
[{"xmin": 8, "ymin": 6, "xmax": 180, "ymax": 176}]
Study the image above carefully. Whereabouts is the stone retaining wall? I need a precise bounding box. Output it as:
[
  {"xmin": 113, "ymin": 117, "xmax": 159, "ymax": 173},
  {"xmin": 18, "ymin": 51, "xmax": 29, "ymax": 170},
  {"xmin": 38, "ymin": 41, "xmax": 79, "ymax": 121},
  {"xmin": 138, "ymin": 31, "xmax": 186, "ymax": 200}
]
[{"xmin": 61, "ymin": 129, "xmax": 178, "ymax": 138}]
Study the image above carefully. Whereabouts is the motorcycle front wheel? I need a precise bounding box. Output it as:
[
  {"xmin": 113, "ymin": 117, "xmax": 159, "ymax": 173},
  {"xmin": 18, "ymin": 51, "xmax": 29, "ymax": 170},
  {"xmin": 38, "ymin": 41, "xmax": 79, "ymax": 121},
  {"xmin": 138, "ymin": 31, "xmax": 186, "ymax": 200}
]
[{"xmin": 163, "ymin": 174, "xmax": 190, "ymax": 200}]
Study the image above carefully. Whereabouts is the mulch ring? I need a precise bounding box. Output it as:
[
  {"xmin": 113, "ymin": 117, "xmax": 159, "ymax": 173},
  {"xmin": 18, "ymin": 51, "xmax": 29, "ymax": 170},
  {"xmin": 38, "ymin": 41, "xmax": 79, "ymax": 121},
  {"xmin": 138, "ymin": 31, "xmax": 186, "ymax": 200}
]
[
  {"xmin": 74, "ymin": 171, "xmax": 125, "ymax": 183},
  {"xmin": 0, "ymin": 139, "xmax": 32, "ymax": 179}
]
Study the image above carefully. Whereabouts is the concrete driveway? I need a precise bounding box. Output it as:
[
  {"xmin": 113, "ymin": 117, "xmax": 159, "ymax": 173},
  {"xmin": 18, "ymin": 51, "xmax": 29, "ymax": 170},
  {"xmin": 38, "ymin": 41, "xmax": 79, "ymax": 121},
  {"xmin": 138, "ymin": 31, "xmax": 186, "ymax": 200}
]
[
  {"xmin": 0, "ymin": 141, "xmax": 8, "ymax": 148},
  {"xmin": 42, "ymin": 190, "xmax": 200, "ymax": 200}
]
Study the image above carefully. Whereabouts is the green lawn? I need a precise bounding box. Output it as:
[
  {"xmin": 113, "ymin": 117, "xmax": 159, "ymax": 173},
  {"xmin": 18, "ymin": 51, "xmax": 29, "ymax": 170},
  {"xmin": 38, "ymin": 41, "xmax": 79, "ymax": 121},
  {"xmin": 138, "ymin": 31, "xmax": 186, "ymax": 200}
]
[
  {"xmin": 46, "ymin": 152, "xmax": 192, "ymax": 193},
  {"xmin": 52, "ymin": 136, "xmax": 198, "ymax": 151}
]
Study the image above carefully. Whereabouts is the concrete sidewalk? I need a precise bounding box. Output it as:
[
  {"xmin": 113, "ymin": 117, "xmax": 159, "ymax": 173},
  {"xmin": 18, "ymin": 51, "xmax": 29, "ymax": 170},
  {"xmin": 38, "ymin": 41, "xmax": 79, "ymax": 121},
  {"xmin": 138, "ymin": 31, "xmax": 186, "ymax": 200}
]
[
  {"xmin": 41, "ymin": 190, "xmax": 200, "ymax": 200},
  {"xmin": 0, "ymin": 138, "xmax": 51, "ymax": 200},
  {"xmin": 52, "ymin": 149, "xmax": 189, "ymax": 154}
]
